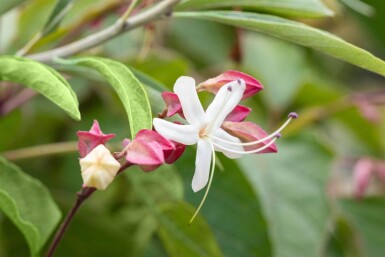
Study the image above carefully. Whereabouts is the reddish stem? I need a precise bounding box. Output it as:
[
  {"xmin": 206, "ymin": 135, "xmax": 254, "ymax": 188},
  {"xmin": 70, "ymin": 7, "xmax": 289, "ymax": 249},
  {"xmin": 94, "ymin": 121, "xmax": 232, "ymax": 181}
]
[
  {"xmin": 44, "ymin": 187, "xmax": 96, "ymax": 257},
  {"xmin": 44, "ymin": 162, "xmax": 131, "ymax": 257}
]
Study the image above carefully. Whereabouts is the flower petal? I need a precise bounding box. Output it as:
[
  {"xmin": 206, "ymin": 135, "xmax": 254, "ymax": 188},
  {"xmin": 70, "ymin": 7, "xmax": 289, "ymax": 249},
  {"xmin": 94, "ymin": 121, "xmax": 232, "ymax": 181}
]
[
  {"xmin": 210, "ymin": 128, "xmax": 243, "ymax": 159},
  {"xmin": 173, "ymin": 76, "xmax": 206, "ymax": 126},
  {"xmin": 192, "ymin": 139, "xmax": 212, "ymax": 192},
  {"xmin": 153, "ymin": 118, "xmax": 199, "ymax": 145},
  {"xmin": 205, "ymin": 79, "xmax": 245, "ymax": 131}
]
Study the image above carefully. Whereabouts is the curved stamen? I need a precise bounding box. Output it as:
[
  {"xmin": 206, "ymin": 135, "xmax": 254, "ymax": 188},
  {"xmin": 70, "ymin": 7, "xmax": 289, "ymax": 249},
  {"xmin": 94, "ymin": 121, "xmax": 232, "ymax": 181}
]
[
  {"xmin": 212, "ymin": 113, "xmax": 297, "ymax": 146},
  {"xmin": 189, "ymin": 140, "xmax": 216, "ymax": 224},
  {"xmin": 212, "ymin": 136, "xmax": 279, "ymax": 155}
]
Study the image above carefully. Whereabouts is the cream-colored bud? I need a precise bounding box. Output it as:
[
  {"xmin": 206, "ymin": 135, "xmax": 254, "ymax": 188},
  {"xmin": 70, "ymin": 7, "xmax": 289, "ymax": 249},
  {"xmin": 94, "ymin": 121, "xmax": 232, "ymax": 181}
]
[{"xmin": 79, "ymin": 144, "xmax": 120, "ymax": 190}]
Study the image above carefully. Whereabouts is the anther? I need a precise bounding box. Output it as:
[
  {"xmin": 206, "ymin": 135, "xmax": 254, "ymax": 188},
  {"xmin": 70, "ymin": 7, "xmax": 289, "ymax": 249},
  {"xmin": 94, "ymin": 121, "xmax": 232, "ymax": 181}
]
[
  {"xmin": 227, "ymin": 85, "xmax": 232, "ymax": 92},
  {"xmin": 288, "ymin": 112, "xmax": 298, "ymax": 119},
  {"xmin": 275, "ymin": 133, "xmax": 282, "ymax": 138}
]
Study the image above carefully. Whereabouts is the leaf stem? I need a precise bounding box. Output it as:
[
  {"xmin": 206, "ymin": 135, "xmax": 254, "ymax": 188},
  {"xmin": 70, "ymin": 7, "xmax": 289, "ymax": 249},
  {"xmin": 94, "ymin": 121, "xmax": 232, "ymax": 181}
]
[{"xmin": 44, "ymin": 187, "xmax": 96, "ymax": 257}]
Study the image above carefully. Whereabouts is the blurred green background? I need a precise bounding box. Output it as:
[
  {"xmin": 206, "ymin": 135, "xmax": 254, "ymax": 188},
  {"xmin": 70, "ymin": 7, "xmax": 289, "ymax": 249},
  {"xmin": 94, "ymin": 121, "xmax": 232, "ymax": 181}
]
[{"xmin": 0, "ymin": 0, "xmax": 385, "ymax": 257}]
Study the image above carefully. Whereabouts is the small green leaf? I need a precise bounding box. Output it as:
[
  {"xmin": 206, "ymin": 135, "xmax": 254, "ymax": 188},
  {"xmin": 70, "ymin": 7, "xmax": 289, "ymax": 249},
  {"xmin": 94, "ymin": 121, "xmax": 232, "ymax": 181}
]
[
  {"xmin": 176, "ymin": 0, "xmax": 333, "ymax": 18},
  {"xmin": 0, "ymin": 0, "xmax": 27, "ymax": 15},
  {"xmin": 60, "ymin": 57, "xmax": 152, "ymax": 138},
  {"xmin": 0, "ymin": 56, "xmax": 80, "ymax": 120},
  {"xmin": 42, "ymin": 0, "xmax": 74, "ymax": 36},
  {"xmin": 157, "ymin": 202, "xmax": 224, "ymax": 257},
  {"xmin": 0, "ymin": 156, "xmax": 61, "ymax": 257},
  {"xmin": 174, "ymin": 11, "xmax": 385, "ymax": 77}
]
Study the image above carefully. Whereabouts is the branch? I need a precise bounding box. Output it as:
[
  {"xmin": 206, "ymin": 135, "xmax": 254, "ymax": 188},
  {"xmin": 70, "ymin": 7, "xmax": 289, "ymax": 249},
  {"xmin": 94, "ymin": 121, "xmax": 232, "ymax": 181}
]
[{"xmin": 27, "ymin": 0, "xmax": 181, "ymax": 63}]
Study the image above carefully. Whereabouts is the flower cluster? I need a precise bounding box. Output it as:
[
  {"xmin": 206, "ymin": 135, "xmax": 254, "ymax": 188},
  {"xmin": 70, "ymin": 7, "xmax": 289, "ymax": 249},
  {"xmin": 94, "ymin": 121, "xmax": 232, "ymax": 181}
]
[
  {"xmin": 77, "ymin": 71, "xmax": 297, "ymax": 221},
  {"xmin": 154, "ymin": 71, "xmax": 297, "ymax": 221}
]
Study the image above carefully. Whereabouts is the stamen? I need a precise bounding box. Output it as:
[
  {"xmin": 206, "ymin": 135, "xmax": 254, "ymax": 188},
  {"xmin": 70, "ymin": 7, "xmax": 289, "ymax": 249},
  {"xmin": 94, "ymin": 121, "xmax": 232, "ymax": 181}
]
[
  {"xmin": 212, "ymin": 113, "xmax": 297, "ymax": 146},
  {"xmin": 189, "ymin": 140, "xmax": 216, "ymax": 224},
  {"xmin": 212, "ymin": 136, "xmax": 279, "ymax": 155}
]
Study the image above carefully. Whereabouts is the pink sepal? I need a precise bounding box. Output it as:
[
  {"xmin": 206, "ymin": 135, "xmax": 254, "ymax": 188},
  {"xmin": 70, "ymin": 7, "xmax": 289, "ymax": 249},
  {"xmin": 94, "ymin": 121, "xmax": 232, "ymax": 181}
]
[
  {"xmin": 198, "ymin": 70, "xmax": 263, "ymax": 99},
  {"xmin": 77, "ymin": 120, "xmax": 115, "ymax": 158},
  {"xmin": 221, "ymin": 121, "xmax": 277, "ymax": 153},
  {"xmin": 124, "ymin": 129, "xmax": 185, "ymax": 172},
  {"xmin": 161, "ymin": 92, "xmax": 184, "ymax": 117},
  {"xmin": 225, "ymin": 105, "xmax": 251, "ymax": 122}
]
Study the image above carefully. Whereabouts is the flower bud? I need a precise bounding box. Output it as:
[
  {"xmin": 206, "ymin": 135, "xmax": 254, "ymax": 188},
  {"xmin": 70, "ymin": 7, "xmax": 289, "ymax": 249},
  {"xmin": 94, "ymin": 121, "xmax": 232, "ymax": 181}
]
[
  {"xmin": 124, "ymin": 129, "xmax": 185, "ymax": 172},
  {"xmin": 79, "ymin": 144, "xmax": 121, "ymax": 190},
  {"xmin": 197, "ymin": 70, "xmax": 263, "ymax": 99}
]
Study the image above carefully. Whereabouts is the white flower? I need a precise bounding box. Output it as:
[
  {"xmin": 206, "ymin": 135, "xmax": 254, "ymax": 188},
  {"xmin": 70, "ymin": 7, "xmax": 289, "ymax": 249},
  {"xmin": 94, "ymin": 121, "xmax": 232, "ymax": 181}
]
[
  {"xmin": 154, "ymin": 76, "xmax": 281, "ymax": 191},
  {"xmin": 154, "ymin": 76, "xmax": 296, "ymax": 222},
  {"xmin": 79, "ymin": 144, "xmax": 121, "ymax": 190}
]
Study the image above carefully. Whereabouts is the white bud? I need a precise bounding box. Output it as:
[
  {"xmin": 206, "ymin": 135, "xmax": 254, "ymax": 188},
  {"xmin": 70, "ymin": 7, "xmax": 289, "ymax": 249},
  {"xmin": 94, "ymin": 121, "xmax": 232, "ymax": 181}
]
[{"xmin": 79, "ymin": 144, "xmax": 120, "ymax": 190}]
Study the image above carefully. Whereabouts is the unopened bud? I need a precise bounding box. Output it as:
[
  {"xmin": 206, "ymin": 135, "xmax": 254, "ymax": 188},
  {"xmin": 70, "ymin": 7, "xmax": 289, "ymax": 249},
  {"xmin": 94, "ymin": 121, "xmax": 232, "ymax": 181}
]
[{"xmin": 79, "ymin": 144, "xmax": 121, "ymax": 190}]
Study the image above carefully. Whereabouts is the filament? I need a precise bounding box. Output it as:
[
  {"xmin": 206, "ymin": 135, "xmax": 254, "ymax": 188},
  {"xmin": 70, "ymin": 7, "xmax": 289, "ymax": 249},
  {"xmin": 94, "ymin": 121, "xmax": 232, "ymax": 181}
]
[
  {"xmin": 189, "ymin": 140, "xmax": 216, "ymax": 224},
  {"xmin": 212, "ymin": 113, "xmax": 296, "ymax": 147},
  {"xmin": 212, "ymin": 136, "xmax": 278, "ymax": 155}
]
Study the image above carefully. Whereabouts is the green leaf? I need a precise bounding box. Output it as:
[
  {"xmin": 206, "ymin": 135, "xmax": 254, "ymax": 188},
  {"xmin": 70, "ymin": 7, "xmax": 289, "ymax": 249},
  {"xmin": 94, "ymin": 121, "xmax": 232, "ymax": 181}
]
[
  {"xmin": 0, "ymin": 156, "xmax": 61, "ymax": 257},
  {"xmin": 174, "ymin": 11, "xmax": 385, "ymax": 78},
  {"xmin": 176, "ymin": 0, "xmax": 333, "ymax": 18},
  {"xmin": 0, "ymin": 56, "xmax": 80, "ymax": 120},
  {"xmin": 60, "ymin": 57, "xmax": 152, "ymax": 138},
  {"xmin": 0, "ymin": 0, "xmax": 27, "ymax": 15},
  {"xmin": 157, "ymin": 202, "xmax": 224, "ymax": 257},
  {"xmin": 238, "ymin": 136, "xmax": 332, "ymax": 257},
  {"xmin": 175, "ymin": 148, "xmax": 272, "ymax": 257},
  {"xmin": 42, "ymin": 0, "xmax": 74, "ymax": 36},
  {"xmin": 339, "ymin": 198, "xmax": 385, "ymax": 257}
]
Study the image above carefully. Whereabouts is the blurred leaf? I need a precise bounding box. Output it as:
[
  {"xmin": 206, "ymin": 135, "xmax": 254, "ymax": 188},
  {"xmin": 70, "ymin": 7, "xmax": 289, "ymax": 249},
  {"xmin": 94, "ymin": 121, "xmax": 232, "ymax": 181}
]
[
  {"xmin": 15, "ymin": 0, "xmax": 120, "ymax": 50},
  {"xmin": 142, "ymin": 237, "xmax": 169, "ymax": 257},
  {"xmin": 242, "ymin": 32, "xmax": 307, "ymax": 109},
  {"xmin": 133, "ymin": 53, "xmax": 190, "ymax": 88},
  {"xmin": 324, "ymin": 218, "xmax": 363, "ymax": 257},
  {"xmin": 61, "ymin": 57, "xmax": 152, "ymax": 138},
  {"xmin": 176, "ymin": 0, "xmax": 333, "ymax": 18},
  {"xmin": 127, "ymin": 169, "xmax": 223, "ymax": 257},
  {"xmin": 332, "ymin": 108, "xmax": 384, "ymax": 154},
  {"xmin": 238, "ymin": 135, "xmax": 332, "ymax": 257},
  {"xmin": 167, "ymin": 19, "xmax": 236, "ymax": 68},
  {"xmin": 175, "ymin": 148, "xmax": 272, "ymax": 257},
  {"xmin": 53, "ymin": 199, "xmax": 132, "ymax": 257},
  {"xmin": 0, "ymin": 0, "xmax": 27, "ymax": 15},
  {"xmin": 339, "ymin": 198, "xmax": 385, "ymax": 257},
  {"xmin": 0, "ymin": 56, "xmax": 80, "ymax": 120},
  {"xmin": 130, "ymin": 67, "xmax": 166, "ymax": 92},
  {"xmin": 157, "ymin": 202, "xmax": 224, "ymax": 257},
  {"xmin": 174, "ymin": 11, "xmax": 385, "ymax": 78},
  {"xmin": 42, "ymin": 0, "xmax": 74, "ymax": 36},
  {"xmin": 0, "ymin": 156, "xmax": 61, "ymax": 257}
]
